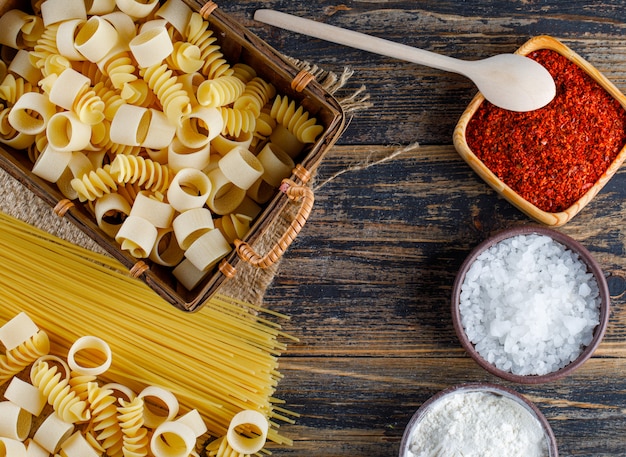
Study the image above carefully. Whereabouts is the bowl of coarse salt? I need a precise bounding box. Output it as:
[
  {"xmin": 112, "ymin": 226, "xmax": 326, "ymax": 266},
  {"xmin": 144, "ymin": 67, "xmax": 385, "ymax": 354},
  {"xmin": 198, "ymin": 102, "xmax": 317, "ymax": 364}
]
[
  {"xmin": 451, "ymin": 226, "xmax": 610, "ymax": 384},
  {"xmin": 398, "ymin": 383, "xmax": 558, "ymax": 457}
]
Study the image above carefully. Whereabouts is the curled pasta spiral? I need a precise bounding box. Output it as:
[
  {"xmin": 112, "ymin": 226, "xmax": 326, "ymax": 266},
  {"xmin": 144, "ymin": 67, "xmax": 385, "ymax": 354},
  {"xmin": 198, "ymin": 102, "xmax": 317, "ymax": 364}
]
[
  {"xmin": 28, "ymin": 131, "xmax": 48, "ymax": 162},
  {"xmin": 72, "ymin": 61, "xmax": 108, "ymax": 86},
  {"xmin": 270, "ymin": 95, "xmax": 324, "ymax": 143},
  {"xmin": 233, "ymin": 77, "xmax": 276, "ymax": 117},
  {"xmin": 30, "ymin": 359, "xmax": 91, "ymax": 424},
  {"xmin": 71, "ymin": 165, "xmax": 119, "ymax": 202},
  {"xmin": 86, "ymin": 382, "xmax": 125, "ymax": 457},
  {"xmin": 109, "ymin": 154, "xmax": 173, "ymax": 194},
  {"xmin": 231, "ymin": 63, "xmax": 256, "ymax": 84},
  {"xmin": 166, "ymin": 41, "xmax": 204, "ymax": 74},
  {"xmin": 205, "ymin": 436, "xmax": 245, "ymax": 457},
  {"xmin": 100, "ymin": 50, "xmax": 138, "ymax": 91},
  {"xmin": 93, "ymin": 83, "xmax": 125, "ymax": 121},
  {"xmin": 185, "ymin": 12, "xmax": 233, "ymax": 80},
  {"xmin": 139, "ymin": 63, "xmax": 191, "ymax": 124},
  {"xmin": 120, "ymin": 79, "xmax": 155, "ymax": 108},
  {"xmin": 0, "ymin": 74, "xmax": 37, "ymax": 106},
  {"xmin": 18, "ymin": 13, "xmax": 44, "ymax": 48},
  {"xmin": 219, "ymin": 107, "xmax": 256, "ymax": 137},
  {"xmin": 117, "ymin": 396, "xmax": 149, "ymax": 457},
  {"xmin": 41, "ymin": 53, "xmax": 72, "ymax": 78},
  {"xmin": 197, "ymin": 75, "xmax": 246, "ymax": 108},
  {"xmin": 69, "ymin": 370, "xmax": 97, "ymax": 402},
  {"xmin": 0, "ymin": 330, "xmax": 50, "ymax": 385},
  {"xmin": 29, "ymin": 23, "xmax": 59, "ymax": 71}
]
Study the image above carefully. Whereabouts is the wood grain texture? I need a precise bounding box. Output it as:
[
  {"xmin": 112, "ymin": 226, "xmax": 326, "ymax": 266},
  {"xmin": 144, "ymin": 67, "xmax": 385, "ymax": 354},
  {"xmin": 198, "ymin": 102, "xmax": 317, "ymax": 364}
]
[{"xmin": 220, "ymin": 1, "xmax": 626, "ymax": 145}]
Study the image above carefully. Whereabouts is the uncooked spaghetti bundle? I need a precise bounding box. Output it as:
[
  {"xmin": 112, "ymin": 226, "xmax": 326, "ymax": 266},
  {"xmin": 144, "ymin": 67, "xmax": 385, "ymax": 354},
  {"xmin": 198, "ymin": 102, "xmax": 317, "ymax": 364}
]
[{"xmin": 0, "ymin": 211, "xmax": 297, "ymax": 455}]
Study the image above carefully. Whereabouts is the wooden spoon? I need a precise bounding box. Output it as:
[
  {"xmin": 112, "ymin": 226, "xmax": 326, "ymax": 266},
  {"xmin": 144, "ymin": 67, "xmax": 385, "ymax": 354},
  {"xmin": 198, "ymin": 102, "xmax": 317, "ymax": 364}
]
[{"xmin": 254, "ymin": 9, "xmax": 556, "ymax": 112}]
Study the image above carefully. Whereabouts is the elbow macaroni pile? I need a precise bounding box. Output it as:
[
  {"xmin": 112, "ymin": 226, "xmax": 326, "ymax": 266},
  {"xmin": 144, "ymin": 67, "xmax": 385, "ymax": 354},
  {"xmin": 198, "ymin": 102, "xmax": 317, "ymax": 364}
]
[
  {"xmin": 0, "ymin": 0, "xmax": 324, "ymax": 289},
  {"xmin": 0, "ymin": 312, "xmax": 271, "ymax": 457}
]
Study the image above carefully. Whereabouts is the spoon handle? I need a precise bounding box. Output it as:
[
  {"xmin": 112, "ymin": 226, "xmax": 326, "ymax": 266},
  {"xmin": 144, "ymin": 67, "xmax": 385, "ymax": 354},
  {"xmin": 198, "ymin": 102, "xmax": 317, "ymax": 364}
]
[{"xmin": 254, "ymin": 9, "xmax": 468, "ymax": 75}]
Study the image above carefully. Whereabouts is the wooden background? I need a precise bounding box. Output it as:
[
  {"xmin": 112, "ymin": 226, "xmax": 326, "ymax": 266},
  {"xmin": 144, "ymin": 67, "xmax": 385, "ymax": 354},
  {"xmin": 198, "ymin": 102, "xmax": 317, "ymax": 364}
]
[{"xmin": 218, "ymin": 2, "xmax": 626, "ymax": 456}]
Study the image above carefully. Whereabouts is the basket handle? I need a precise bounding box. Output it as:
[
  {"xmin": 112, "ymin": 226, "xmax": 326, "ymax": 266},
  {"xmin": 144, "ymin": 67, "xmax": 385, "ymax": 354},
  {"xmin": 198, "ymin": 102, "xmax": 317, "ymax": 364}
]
[{"xmin": 234, "ymin": 179, "xmax": 313, "ymax": 269}]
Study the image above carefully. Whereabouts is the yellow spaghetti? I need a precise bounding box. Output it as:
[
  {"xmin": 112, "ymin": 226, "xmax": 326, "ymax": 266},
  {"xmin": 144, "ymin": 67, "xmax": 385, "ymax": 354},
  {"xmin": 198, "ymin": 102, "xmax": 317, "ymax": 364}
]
[{"xmin": 0, "ymin": 211, "xmax": 297, "ymax": 452}]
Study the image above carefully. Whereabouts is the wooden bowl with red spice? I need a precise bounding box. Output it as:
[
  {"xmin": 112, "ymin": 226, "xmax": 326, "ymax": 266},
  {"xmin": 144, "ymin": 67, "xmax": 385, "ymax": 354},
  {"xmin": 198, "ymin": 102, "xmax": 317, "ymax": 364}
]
[{"xmin": 453, "ymin": 35, "xmax": 626, "ymax": 226}]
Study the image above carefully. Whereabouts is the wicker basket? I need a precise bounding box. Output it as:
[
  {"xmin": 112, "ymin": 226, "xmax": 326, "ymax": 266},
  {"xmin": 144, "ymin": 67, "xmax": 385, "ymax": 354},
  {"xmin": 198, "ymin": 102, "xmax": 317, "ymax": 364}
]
[{"xmin": 0, "ymin": 0, "xmax": 345, "ymax": 311}]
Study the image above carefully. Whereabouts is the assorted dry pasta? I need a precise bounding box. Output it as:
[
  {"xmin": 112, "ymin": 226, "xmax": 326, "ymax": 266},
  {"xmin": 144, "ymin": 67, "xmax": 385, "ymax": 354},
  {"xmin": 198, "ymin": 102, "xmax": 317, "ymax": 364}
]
[
  {"xmin": 0, "ymin": 211, "xmax": 297, "ymax": 456},
  {"xmin": 0, "ymin": 0, "xmax": 325, "ymax": 289},
  {"xmin": 0, "ymin": 312, "xmax": 273, "ymax": 457}
]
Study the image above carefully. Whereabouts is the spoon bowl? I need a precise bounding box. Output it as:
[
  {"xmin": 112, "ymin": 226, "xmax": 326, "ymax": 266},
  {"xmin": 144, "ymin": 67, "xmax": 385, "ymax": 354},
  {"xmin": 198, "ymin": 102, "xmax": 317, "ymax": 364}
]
[{"xmin": 254, "ymin": 9, "xmax": 556, "ymax": 112}]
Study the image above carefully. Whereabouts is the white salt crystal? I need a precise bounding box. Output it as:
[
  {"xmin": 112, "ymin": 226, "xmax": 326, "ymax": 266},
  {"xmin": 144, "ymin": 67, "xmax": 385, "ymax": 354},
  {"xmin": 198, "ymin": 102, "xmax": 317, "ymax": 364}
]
[{"xmin": 459, "ymin": 234, "xmax": 601, "ymax": 376}]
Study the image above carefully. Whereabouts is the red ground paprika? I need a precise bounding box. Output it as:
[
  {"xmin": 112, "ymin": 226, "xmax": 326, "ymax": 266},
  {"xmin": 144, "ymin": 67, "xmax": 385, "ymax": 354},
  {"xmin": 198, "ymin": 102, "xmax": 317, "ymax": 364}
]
[{"xmin": 466, "ymin": 49, "xmax": 626, "ymax": 213}]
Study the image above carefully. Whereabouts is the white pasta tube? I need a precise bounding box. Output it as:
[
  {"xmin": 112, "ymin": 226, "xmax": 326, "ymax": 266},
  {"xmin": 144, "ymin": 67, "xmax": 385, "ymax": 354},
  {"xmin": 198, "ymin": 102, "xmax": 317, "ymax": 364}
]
[
  {"xmin": 155, "ymin": 0, "xmax": 192, "ymax": 36},
  {"xmin": 74, "ymin": 15, "xmax": 118, "ymax": 62},
  {"xmin": 95, "ymin": 193, "xmax": 132, "ymax": 238},
  {"xmin": 101, "ymin": 11, "xmax": 137, "ymax": 44},
  {"xmin": 110, "ymin": 104, "xmax": 150, "ymax": 147},
  {"xmin": 167, "ymin": 138, "xmax": 211, "ymax": 172},
  {"xmin": 46, "ymin": 112, "xmax": 92, "ymax": 152},
  {"xmin": 176, "ymin": 410, "xmax": 207, "ymax": 438},
  {"xmin": 130, "ymin": 192, "xmax": 175, "ymax": 228},
  {"xmin": 8, "ymin": 49, "xmax": 41, "ymax": 84},
  {"xmin": 129, "ymin": 25, "xmax": 173, "ymax": 68},
  {"xmin": 116, "ymin": 0, "xmax": 159, "ymax": 18},
  {"xmin": 166, "ymin": 168, "xmax": 212, "ymax": 213},
  {"xmin": 100, "ymin": 383, "xmax": 136, "ymax": 402},
  {"xmin": 256, "ymin": 142, "xmax": 295, "ymax": 187},
  {"xmin": 40, "ymin": 0, "xmax": 87, "ymax": 27},
  {"xmin": 25, "ymin": 439, "xmax": 48, "ymax": 457},
  {"xmin": 226, "ymin": 410, "xmax": 269, "ymax": 455},
  {"xmin": 0, "ymin": 10, "xmax": 31, "ymax": 48},
  {"xmin": 48, "ymin": 68, "xmax": 90, "ymax": 111},
  {"xmin": 32, "ymin": 146, "xmax": 73, "ymax": 183},
  {"xmin": 4, "ymin": 377, "xmax": 47, "ymax": 416},
  {"xmin": 177, "ymin": 106, "xmax": 223, "ymax": 149},
  {"xmin": 138, "ymin": 386, "xmax": 179, "ymax": 429},
  {"xmin": 210, "ymin": 131, "xmax": 253, "ymax": 156},
  {"xmin": 0, "ymin": 311, "xmax": 39, "ymax": 350},
  {"xmin": 149, "ymin": 227, "xmax": 184, "ymax": 267},
  {"xmin": 218, "ymin": 146, "xmax": 264, "ymax": 190},
  {"xmin": 56, "ymin": 432, "xmax": 99, "ymax": 457},
  {"xmin": 67, "ymin": 335, "xmax": 112, "ymax": 376},
  {"xmin": 8, "ymin": 92, "xmax": 56, "ymax": 135},
  {"xmin": 246, "ymin": 177, "xmax": 275, "ymax": 204},
  {"xmin": 85, "ymin": 0, "xmax": 116, "ymax": 15},
  {"xmin": 55, "ymin": 19, "xmax": 86, "ymax": 60},
  {"xmin": 0, "ymin": 437, "xmax": 26, "ymax": 457},
  {"xmin": 0, "ymin": 401, "xmax": 32, "ymax": 441},
  {"xmin": 142, "ymin": 109, "xmax": 176, "ymax": 150},
  {"xmin": 150, "ymin": 421, "xmax": 196, "ymax": 457},
  {"xmin": 172, "ymin": 207, "xmax": 214, "ymax": 250},
  {"xmin": 172, "ymin": 258, "xmax": 210, "ymax": 290},
  {"xmin": 206, "ymin": 168, "xmax": 245, "ymax": 215},
  {"xmin": 32, "ymin": 413, "xmax": 74, "ymax": 454},
  {"xmin": 184, "ymin": 229, "xmax": 232, "ymax": 272},
  {"xmin": 269, "ymin": 124, "xmax": 304, "ymax": 158},
  {"xmin": 115, "ymin": 215, "xmax": 158, "ymax": 258}
]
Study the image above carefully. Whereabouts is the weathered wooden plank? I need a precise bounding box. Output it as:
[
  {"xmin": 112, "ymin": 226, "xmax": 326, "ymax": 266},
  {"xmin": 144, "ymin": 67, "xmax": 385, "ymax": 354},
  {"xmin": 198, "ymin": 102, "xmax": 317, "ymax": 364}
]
[
  {"xmin": 260, "ymin": 144, "xmax": 626, "ymax": 455},
  {"xmin": 218, "ymin": 2, "xmax": 626, "ymax": 145}
]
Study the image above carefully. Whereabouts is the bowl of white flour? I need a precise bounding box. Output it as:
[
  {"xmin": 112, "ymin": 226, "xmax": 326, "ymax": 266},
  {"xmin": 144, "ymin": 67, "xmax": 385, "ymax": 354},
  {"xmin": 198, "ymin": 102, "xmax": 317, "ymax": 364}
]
[
  {"xmin": 451, "ymin": 226, "xmax": 609, "ymax": 384},
  {"xmin": 399, "ymin": 383, "xmax": 558, "ymax": 457}
]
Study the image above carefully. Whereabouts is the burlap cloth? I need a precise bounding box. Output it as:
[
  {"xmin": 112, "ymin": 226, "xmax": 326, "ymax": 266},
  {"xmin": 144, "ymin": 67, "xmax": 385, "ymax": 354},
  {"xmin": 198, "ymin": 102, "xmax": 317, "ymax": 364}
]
[{"xmin": 0, "ymin": 64, "xmax": 381, "ymax": 307}]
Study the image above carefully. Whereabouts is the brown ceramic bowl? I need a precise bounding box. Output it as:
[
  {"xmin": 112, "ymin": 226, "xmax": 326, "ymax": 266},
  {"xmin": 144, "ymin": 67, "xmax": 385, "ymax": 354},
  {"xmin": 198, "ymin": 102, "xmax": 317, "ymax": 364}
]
[
  {"xmin": 398, "ymin": 383, "xmax": 558, "ymax": 457},
  {"xmin": 451, "ymin": 226, "xmax": 610, "ymax": 384},
  {"xmin": 453, "ymin": 35, "xmax": 626, "ymax": 226}
]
